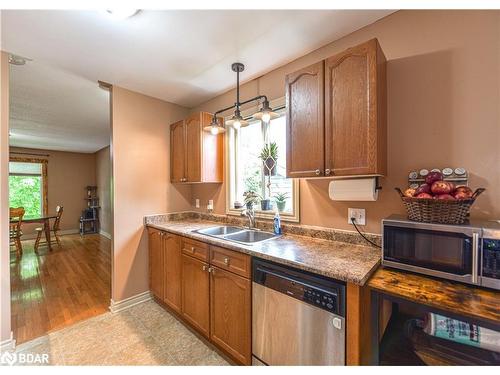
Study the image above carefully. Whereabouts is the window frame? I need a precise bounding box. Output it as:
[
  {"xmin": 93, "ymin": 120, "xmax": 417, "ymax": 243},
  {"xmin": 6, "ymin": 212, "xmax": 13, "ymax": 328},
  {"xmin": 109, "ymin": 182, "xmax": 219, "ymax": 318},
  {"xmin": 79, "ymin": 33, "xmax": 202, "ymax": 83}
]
[
  {"xmin": 9, "ymin": 156, "xmax": 48, "ymax": 217},
  {"xmin": 225, "ymin": 97, "xmax": 300, "ymax": 223}
]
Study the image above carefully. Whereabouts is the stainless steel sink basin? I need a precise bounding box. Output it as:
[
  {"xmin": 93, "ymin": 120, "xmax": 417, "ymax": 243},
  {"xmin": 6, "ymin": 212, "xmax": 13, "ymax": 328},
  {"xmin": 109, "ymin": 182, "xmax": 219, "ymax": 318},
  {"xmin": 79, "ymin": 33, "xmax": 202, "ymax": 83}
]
[
  {"xmin": 224, "ymin": 230, "xmax": 279, "ymax": 244},
  {"xmin": 194, "ymin": 226, "xmax": 280, "ymax": 245},
  {"xmin": 196, "ymin": 226, "xmax": 243, "ymax": 236}
]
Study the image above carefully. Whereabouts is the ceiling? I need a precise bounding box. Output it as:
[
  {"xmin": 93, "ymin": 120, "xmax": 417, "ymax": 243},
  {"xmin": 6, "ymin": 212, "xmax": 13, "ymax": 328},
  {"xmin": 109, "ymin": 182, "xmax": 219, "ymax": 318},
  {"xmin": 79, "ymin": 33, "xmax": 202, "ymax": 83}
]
[
  {"xmin": 2, "ymin": 10, "xmax": 395, "ymax": 109},
  {"xmin": 9, "ymin": 61, "xmax": 110, "ymax": 153}
]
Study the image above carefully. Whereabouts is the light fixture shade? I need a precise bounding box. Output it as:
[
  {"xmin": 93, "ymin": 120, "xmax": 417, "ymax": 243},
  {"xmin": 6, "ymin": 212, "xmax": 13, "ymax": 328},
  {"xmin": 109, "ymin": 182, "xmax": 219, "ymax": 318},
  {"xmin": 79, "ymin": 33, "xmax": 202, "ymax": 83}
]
[
  {"xmin": 253, "ymin": 101, "xmax": 280, "ymax": 122},
  {"xmin": 203, "ymin": 117, "xmax": 226, "ymax": 134},
  {"xmin": 225, "ymin": 114, "xmax": 249, "ymax": 128}
]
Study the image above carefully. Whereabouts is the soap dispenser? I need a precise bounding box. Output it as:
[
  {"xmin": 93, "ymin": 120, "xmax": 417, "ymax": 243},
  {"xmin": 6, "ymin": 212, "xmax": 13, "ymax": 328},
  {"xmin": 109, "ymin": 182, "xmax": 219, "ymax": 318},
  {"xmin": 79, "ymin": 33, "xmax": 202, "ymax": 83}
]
[{"xmin": 273, "ymin": 211, "xmax": 282, "ymax": 235}]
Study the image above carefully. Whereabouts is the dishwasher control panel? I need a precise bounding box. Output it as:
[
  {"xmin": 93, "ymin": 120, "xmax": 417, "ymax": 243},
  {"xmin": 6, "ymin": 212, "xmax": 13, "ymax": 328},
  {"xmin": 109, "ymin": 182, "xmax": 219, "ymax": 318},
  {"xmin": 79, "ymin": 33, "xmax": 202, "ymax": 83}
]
[{"xmin": 303, "ymin": 288, "xmax": 338, "ymax": 313}]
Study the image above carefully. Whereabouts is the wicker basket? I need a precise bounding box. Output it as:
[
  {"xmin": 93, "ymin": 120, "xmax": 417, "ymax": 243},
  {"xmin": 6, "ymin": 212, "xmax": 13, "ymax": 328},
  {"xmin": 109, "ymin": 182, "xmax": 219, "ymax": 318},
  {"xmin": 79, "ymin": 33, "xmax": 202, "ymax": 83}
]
[{"xmin": 395, "ymin": 187, "xmax": 485, "ymax": 224}]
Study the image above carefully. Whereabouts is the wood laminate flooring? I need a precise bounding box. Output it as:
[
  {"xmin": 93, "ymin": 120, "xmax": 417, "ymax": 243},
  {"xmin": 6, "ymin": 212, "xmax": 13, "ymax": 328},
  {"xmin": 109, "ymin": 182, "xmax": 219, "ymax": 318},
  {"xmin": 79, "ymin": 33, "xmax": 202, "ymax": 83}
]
[{"xmin": 10, "ymin": 234, "xmax": 111, "ymax": 344}]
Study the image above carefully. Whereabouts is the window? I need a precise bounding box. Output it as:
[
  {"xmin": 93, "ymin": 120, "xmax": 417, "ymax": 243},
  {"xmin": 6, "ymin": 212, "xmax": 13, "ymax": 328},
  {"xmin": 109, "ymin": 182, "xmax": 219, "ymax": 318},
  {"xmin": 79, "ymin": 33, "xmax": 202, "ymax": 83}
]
[
  {"xmin": 9, "ymin": 158, "xmax": 48, "ymax": 218},
  {"xmin": 227, "ymin": 98, "xmax": 299, "ymax": 221}
]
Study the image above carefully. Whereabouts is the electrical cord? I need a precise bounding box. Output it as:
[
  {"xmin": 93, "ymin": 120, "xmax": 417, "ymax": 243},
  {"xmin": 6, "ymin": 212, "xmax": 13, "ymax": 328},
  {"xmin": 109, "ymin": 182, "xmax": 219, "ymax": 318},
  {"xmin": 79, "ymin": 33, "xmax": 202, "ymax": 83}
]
[{"xmin": 350, "ymin": 217, "xmax": 381, "ymax": 248}]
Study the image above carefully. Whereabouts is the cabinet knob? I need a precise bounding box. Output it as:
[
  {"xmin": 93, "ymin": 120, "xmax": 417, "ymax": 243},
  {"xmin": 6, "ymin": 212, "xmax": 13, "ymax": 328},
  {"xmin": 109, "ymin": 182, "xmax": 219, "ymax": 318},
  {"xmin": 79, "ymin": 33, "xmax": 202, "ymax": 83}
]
[
  {"xmin": 223, "ymin": 257, "xmax": 230, "ymax": 265},
  {"xmin": 191, "ymin": 247, "xmax": 195, "ymax": 252},
  {"xmin": 202, "ymin": 265, "xmax": 207, "ymax": 271},
  {"xmin": 315, "ymin": 169, "xmax": 321, "ymax": 176},
  {"xmin": 325, "ymin": 169, "xmax": 331, "ymax": 176}
]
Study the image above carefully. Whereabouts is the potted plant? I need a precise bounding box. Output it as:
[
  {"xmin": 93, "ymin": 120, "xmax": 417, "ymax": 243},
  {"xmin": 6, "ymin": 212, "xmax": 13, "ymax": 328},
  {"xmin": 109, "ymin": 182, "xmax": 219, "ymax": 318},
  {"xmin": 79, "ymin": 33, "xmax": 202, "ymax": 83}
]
[
  {"xmin": 259, "ymin": 142, "xmax": 278, "ymax": 176},
  {"xmin": 260, "ymin": 198, "xmax": 273, "ymax": 211},
  {"xmin": 243, "ymin": 191, "xmax": 260, "ymax": 210},
  {"xmin": 273, "ymin": 192, "xmax": 289, "ymax": 212}
]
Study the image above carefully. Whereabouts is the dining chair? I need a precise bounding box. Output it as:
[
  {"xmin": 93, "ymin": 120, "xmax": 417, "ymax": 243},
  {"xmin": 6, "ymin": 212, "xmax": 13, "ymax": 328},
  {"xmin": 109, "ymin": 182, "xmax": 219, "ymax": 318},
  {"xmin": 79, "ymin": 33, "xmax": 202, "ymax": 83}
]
[
  {"xmin": 10, "ymin": 207, "xmax": 25, "ymax": 257},
  {"xmin": 34, "ymin": 206, "xmax": 64, "ymax": 252}
]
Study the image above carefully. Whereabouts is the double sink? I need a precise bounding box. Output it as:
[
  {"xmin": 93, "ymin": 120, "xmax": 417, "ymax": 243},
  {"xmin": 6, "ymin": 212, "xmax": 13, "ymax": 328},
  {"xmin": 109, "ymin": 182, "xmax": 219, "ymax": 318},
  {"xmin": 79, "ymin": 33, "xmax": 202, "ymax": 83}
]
[{"xmin": 194, "ymin": 226, "xmax": 280, "ymax": 245}]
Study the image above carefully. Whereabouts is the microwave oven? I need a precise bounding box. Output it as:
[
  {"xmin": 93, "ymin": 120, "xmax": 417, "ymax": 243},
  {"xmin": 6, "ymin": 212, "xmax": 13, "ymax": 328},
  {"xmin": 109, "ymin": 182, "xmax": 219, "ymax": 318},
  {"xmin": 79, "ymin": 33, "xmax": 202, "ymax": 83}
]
[{"xmin": 382, "ymin": 215, "xmax": 500, "ymax": 290}]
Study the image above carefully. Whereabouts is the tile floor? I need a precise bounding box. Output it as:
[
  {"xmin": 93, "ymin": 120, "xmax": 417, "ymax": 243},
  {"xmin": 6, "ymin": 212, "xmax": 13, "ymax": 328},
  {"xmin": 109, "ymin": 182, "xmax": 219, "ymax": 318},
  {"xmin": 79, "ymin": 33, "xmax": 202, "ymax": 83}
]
[{"xmin": 10, "ymin": 300, "xmax": 230, "ymax": 366}]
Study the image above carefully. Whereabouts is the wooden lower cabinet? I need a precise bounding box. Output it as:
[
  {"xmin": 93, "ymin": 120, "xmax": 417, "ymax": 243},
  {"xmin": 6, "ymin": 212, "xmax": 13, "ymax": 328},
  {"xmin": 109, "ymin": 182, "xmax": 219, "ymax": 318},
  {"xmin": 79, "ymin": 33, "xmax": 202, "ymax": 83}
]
[
  {"xmin": 148, "ymin": 229, "xmax": 164, "ymax": 299},
  {"xmin": 163, "ymin": 233, "xmax": 182, "ymax": 313},
  {"xmin": 181, "ymin": 254, "xmax": 210, "ymax": 338},
  {"xmin": 149, "ymin": 232, "xmax": 252, "ymax": 365},
  {"xmin": 210, "ymin": 266, "xmax": 252, "ymax": 365}
]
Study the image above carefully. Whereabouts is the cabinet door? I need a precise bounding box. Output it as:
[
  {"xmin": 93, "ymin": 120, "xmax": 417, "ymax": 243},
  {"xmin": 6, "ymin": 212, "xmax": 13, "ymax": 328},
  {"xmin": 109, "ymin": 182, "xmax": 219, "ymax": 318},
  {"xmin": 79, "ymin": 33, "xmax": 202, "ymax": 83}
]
[
  {"xmin": 170, "ymin": 120, "xmax": 186, "ymax": 183},
  {"xmin": 185, "ymin": 113, "xmax": 202, "ymax": 182},
  {"xmin": 148, "ymin": 229, "xmax": 164, "ymax": 299},
  {"xmin": 210, "ymin": 267, "xmax": 251, "ymax": 365},
  {"xmin": 285, "ymin": 61, "xmax": 325, "ymax": 178},
  {"xmin": 325, "ymin": 39, "xmax": 386, "ymax": 176},
  {"xmin": 181, "ymin": 254, "xmax": 210, "ymax": 337},
  {"xmin": 163, "ymin": 233, "xmax": 182, "ymax": 313}
]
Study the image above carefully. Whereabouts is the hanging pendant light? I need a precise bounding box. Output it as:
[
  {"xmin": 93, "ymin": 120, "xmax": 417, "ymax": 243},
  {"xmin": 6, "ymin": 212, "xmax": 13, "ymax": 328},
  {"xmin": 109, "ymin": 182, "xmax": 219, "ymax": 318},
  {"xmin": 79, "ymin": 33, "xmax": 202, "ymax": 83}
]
[
  {"xmin": 204, "ymin": 62, "xmax": 275, "ymax": 133},
  {"xmin": 203, "ymin": 116, "xmax": 226, "ymax": 135},
  {"xmin": 253, "ymin": 99, "xmax": 280, "ymax": 123}
]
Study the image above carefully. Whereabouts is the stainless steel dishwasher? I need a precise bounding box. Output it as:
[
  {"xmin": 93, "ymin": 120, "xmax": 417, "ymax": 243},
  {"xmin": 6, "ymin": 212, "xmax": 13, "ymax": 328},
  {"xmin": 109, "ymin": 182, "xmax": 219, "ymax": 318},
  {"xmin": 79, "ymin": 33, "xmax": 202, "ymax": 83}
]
[{"xmin": 252, "ymin": 258, "xmax": 346, "ymax": 366}]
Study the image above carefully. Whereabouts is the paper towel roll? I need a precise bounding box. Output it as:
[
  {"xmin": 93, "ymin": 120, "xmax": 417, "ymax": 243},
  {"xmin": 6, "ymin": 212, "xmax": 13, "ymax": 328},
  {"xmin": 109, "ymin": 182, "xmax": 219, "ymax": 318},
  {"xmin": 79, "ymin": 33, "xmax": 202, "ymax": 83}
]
[{"xmin": 328, "ymin": 178, "xmax": 379, "ymax": 201}]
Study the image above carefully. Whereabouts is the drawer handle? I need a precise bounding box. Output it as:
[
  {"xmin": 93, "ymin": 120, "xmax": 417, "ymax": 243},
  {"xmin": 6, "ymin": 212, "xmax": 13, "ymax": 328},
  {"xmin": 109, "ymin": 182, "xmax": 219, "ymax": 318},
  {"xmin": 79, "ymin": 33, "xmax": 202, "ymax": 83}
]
[
  {"xmin": 223, "ymin": 257, "xmax": 230, "ymax": 265},
  {"xmin": 191, "ymin": 246, "xmax": 195, "ymax": 252}
]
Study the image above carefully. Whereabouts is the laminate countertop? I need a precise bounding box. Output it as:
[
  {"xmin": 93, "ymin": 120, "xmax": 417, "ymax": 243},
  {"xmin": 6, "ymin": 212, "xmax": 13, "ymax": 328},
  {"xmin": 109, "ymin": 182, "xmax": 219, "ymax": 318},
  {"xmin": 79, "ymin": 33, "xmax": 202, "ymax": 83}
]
[{"xmin": 146, "ymin": 220, "xmax": 381, "ymax": 286}]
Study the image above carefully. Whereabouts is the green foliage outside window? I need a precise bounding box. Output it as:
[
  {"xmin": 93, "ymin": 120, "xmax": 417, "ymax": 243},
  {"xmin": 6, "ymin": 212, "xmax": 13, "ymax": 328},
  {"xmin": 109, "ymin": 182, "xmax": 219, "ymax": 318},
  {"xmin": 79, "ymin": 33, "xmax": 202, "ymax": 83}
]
[{"xmin": 9, "ymin": 175, "xmax": 42, "ymax": 218}]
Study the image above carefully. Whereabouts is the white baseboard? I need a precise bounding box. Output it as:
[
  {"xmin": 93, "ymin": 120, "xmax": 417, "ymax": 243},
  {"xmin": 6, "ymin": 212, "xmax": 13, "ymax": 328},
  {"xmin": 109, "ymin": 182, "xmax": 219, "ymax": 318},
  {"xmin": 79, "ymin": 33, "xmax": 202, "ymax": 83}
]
[
  {"xmin": 99, "ymin": 230, "xmax": 112, "ymax": 240},
  {"xmin": 21, "ymin": 228, "xmax": 79, "ymax": 240},
  {"xmin": 0, "ymin": 332, "xmax": 16, "ymax": 352},
  {"xmin": 109, "ymin": 291, "xmax": 151, "ymax": 313}
]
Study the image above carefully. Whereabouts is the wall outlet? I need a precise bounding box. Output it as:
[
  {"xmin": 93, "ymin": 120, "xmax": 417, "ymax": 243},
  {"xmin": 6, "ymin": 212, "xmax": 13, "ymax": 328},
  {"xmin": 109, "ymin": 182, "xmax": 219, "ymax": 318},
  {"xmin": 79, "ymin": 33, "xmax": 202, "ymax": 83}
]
[
  {"xmin": 195, "ymin": 199, "xmax": 200, "ymax": 208},
  {"xmin": 348, "ymin": 208, "xmax": 366, "ymax": 226}
]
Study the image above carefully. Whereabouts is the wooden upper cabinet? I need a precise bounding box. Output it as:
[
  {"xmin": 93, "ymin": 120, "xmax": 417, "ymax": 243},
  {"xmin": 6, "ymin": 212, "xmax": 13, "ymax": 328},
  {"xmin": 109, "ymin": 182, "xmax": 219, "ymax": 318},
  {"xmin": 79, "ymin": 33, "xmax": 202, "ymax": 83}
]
[
  {"xmin": 285, "ymin": 39, "xmax": 387, "ymax": 178},
  {"xmin": 170, "ymin": 120, "xmax": 186, "ymax": 183},
  {"xmin": 210, "ymin": 266, "xmax": 251, "ymax": 365},
  {"xmin": 148, "ymin": 228, "xmax": 164, "ymax": 300},
  {"xmin": 170, "ymin": 112, "xmax": 223, "ymax": 184},
  {"xmin": 286, "ymin": 61, "xmax": 325, "ymax": 178},
  {"xmin": 325, "ymin": 38, "xmax": 387, "ymax": 176},
  {"xmin": 163, "ymin": 233, "xmax": 182, "ymax": 313}
]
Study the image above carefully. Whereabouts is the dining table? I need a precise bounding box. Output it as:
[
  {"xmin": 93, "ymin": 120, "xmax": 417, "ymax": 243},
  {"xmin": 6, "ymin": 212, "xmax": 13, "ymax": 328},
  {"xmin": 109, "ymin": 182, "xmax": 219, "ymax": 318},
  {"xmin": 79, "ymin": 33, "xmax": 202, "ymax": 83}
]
[{"xmin": 11, "ymin": 214, "xmax": 58, "ymax": 250}]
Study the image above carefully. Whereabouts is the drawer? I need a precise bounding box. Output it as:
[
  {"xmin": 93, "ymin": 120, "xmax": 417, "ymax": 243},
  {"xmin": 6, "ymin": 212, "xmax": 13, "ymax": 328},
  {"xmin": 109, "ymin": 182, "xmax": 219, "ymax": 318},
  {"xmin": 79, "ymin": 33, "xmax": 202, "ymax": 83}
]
[
  {"xmin": 210, "ymin": 245, "xmax": 251, "ymax": 278},
  {"xmin": 182, "ymin": 238, "xmax": 209, "ymax": 262}
]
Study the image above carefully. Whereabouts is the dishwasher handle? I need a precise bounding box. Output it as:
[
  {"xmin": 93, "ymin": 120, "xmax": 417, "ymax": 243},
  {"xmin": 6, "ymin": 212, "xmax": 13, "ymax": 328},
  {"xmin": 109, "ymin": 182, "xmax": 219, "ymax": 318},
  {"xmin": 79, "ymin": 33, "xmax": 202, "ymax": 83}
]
[{"xmin": 254, "ymin": 264, "xmax": 339, "ymax": 298}]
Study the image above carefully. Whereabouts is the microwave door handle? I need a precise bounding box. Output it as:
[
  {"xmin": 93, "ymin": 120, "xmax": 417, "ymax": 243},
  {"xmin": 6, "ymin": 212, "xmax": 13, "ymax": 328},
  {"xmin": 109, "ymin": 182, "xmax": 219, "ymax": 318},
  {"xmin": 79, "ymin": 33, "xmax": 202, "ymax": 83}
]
[{"xmin": 472, "ymin": 232, "xmax": 479, "ymax": 284}]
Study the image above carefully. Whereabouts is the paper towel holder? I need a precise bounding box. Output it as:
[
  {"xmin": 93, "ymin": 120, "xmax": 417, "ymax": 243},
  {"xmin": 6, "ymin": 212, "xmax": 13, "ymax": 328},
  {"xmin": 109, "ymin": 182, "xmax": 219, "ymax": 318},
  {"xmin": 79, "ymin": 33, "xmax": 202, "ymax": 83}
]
[{"xmin": 328, "ymin": 176, "xmax": 383, "ymax": 201}]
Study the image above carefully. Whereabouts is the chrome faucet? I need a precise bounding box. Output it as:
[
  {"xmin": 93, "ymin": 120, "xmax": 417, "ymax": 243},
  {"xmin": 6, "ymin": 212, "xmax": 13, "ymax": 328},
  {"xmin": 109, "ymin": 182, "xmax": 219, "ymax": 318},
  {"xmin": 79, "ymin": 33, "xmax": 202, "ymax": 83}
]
[{"xmin": 241, "ymin": 207, "xmax": 256, "ymax": 229}]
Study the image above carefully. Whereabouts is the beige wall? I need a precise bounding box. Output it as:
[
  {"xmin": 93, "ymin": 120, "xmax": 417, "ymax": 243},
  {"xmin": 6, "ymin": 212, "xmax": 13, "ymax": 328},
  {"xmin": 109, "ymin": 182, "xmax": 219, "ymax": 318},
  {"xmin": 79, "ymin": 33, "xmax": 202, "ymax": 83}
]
[
  {"xmin": 9, "ymin": 147, "xmax": 97, "ymax": 236},
  {"xmin": 1, "ymin": 51, "xmax": 12, "ymax": 344},
  {"xmin": 111, "ymin": 86, "xmax": 190, "ymax": 302},
  {"xmin": 190, "ymin": 10, "xmax": 500, "ymax": 233},
  {"xmin": 96, "ymin": 146, "xmax": 111, "ymax": 237}
]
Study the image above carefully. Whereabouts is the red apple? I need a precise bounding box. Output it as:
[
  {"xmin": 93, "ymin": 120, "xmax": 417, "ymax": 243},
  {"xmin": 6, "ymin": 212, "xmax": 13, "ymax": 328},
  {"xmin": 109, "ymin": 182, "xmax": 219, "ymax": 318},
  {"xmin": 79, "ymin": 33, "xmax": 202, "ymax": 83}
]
[
  {"xmin": 416, "ymin": 192, "xmax": 433, "ymax": 199},
  {"xmin": 454, "ymin": 190, "xmax": 473, "ymax": 200},
  {"xmin": 431, "ymin": 180, "xmax": 453, "ymax": 195},
  {"xmin": 415, "ymin": 183, "xmax": 431, "ymax": 196},
  {"xmin": 455, "ymin": 185, "xmax": 473, "ymax": 197},
  {"xmin": 403, "ymin": 188, "xmax": 416, "ymax": 197},
  {"xmin": 425, "ymin": 171, "xmax": 443, "ymax": 185},
  {"xmin": 436, "ymin": 193, "xmax": 455, "ymax": 200}
]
